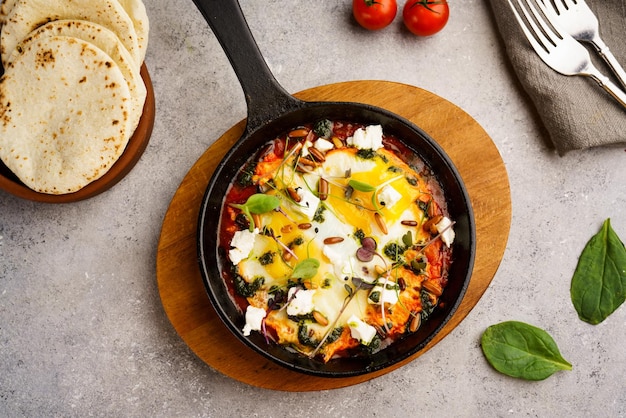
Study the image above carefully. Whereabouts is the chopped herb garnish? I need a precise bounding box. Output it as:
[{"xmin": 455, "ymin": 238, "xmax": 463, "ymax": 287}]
[
  {"xmin": 383, "ymin": 242, "xmax": 406, "ymax": 263},
  {"xmin": 420, "ymin": 291, "xmax": 436, "ymax": 319},
  {"xmin": 406, "ymin": 176, "xmax": 418, "ymax": 186},
  {"xmin": 298, "ymin": 324, "xmax": 319, "ymax": 348},
  {"xmin": 234, "ymin": 275, "xmax": 264, "ymax": 298},
  {"xmin": 313, "ymin": 119, "xmax": 333, "ymax": 138},
  {"xmin": 356, "ymin": 149, "xmax": 376, "ymax": 159},
  {"xmin": 363, "ymin": 334, "xmax": 382, "ymax": 355},
  {"xmin": 258, "ymin": 251, "xmax": 275, "ymax": 266},
  {"xmin": 417, "ymin": 199, "xmax": 430, "ymax": 214},
  {"xmin": 369, "ymin": 291, "xmax": 381, "ymax": 304},
  {"xmin": 289, "ymin": 313, "xmax": 315, "ymax": 322},
  {"xmin": 325, "ymin": 327, "xmax": 344, "ymax": 344},
  {"xmin": 289, "ymin": 236, "xmax": 304, "ymax": 247},
  {"xmin": 236, "ymin": 162, "xmax": 257, "ymax": 187},
  {"xmin": 313, "ymin": 205, "xmax": 326, "ymax": 223}
]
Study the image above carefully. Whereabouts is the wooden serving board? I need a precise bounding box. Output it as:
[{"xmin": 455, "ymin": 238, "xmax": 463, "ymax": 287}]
[{"xmin": 156, "ymin": 81, "xmax": 511, "ymax": 391}]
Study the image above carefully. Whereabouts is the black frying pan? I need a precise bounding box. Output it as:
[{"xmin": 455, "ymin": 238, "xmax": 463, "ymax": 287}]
[{"xmin": 194, "ymin": 0, "xmax": 475, "ymax": 377}]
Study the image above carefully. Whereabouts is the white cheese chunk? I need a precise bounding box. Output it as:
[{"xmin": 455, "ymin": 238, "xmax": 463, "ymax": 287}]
[
  {"xmin": 242, "ymin": 305, "xmax": 266, "ymax": 336},
  {"xmin": 436, "ymin": 216, "xmax": 455, "ymax": 247},
  {"xmin": 367, "ymin": 281, "xmax": 399, "ymax": 306},
  {"xmin": 323, "ymin": 245, "xmax": 356, "ymax": 278},
  {"xmin": 313, "ymin": 138, "xmax": 334, "ymax": 152},
  {"xmin": 347, "ymin": 125, "xmax": 384, "ymax": 150},
  {"xmin": 286, "ymin": 287, "xmax": 316, "ymax": 316},
  {"xmin": 295, "ymin": 187, "xmax": 320, "ymax": 220},
  {"xmin": 347, "ymin": 314, "xmax": 377, "ymax": 345},
  {"xmin": 300, "ymin": 140, "xmax": 314, "ymax": 157},
  {"xmin": 377, "ymin": 184, "xmax": 402, "ymax": 209},
  {"xmin": 228, "ymin": 228, "xmax": 258, "ymax": 265}
]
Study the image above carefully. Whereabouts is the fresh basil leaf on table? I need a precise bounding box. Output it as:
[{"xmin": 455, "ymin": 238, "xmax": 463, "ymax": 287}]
[
  {"xmin": 571, "ymin": 219, "xmax": 626, "ymax": 325},
  {"xmin": 481, "ymin": 321, "xmax": 572, "ymax": 381}
]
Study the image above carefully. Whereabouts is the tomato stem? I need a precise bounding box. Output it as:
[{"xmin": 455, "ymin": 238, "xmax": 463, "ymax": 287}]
[{"xmin": 409, "ymin": 0, "xmax": 446, "ymax": 14}]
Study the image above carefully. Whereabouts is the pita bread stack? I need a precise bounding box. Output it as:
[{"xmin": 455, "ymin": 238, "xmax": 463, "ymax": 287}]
[{"xmin": 0, "ymin": 0, "xmax": 149, "ymax": 195}]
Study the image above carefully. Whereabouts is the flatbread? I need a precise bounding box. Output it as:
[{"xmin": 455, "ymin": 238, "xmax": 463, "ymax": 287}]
[
  {"xmin": 116, "ymin": 0, "xmax": 149, "ymax": 65},
  {"xmin": 0, "ymin": 0, "xmax": 17, "ymax": 26},
  {"xmin": 0, "ymin": 35, "xmax": 133, "ymax": 194},
  {"xmin": 12, "ymin": 19, "xmax": 147, "ymax": 133},
  {"xmin": 1, "ymin": 0, "xmax": 140, "ymax": 68}
]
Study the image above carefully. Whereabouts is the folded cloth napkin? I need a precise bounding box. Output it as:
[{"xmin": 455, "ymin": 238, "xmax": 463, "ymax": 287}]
[{"xmin": 488, "ymin": 0, "xmax": 626, "ymax": 154}]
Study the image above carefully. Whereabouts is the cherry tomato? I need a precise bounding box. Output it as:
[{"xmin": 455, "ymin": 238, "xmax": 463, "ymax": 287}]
[
  {"xmin": 352, "ymin": 0, "xmax": 398, "ymax": 31},
  {"xmin": 402, "ymin": 0, "xmax": 449, "ymax": 36}
]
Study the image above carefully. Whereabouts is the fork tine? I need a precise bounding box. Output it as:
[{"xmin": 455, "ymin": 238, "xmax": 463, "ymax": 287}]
[
  {"xmin": 513, "ymin": 0, "xmax": 558, "ymax": 53},
  {"xmin": 523, "ymin": 0, "xmax": 562, "ymax": 44},
  {"xmin": 552, "ymin": 0, "xmax": 567, "ymax": 14},
  {"xmin": 535, "ymin": 0, "xmax": 563, "ymax": 28},
  {"xmin": 508, "ymin": 0, "xmax": 550, "ymax": 57}
]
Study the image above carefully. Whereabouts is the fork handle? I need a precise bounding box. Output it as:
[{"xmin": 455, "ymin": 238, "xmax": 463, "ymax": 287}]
[
  {"xmin": 589, "ymin": 70, "xmax": 626, "ymax": 110},
  {"xmin": 591, "ymin": 37, "xmax": 626, "ymax": 93}
]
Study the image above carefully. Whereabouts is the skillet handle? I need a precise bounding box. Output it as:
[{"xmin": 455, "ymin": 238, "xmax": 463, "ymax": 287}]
[{"xmin": 192, "ymin": 0, "xmax": 304, "ymax": 133}]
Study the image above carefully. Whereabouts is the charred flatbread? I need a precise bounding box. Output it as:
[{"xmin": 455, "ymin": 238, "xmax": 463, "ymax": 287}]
[
  {"xmin": 12, "ymin": 19, "xmax": 147, "ymax": 134},
  {"xmin": 116, "ymin": 0, "xmax": 149, "ymax": 65},
  {"xmin": 0, "ymin": 35, "xmax": 133, "ymax": 194},
  {"xmin": 0, "ymin": 0, "xmax": 17, "ymax": 26},
  {"xmin": 1, "ymin": 0, "xmax": 140, "ymax": 67}
]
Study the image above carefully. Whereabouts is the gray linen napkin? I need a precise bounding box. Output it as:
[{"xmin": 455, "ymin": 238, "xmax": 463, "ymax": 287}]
[{"xmin": 488, "ymin": 0, "xmax": 626, "ymax": 154}]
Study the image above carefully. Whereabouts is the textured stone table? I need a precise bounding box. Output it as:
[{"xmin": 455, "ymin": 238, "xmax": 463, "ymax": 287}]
[{"xmin": 1, "ymin": 0, "xmax": 625, "ymax": 416}]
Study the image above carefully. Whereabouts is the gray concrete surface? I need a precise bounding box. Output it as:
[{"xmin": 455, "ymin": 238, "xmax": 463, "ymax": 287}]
[{"xmin": 1, "ymin": 0, "xmax": 625, "ymax": 416}]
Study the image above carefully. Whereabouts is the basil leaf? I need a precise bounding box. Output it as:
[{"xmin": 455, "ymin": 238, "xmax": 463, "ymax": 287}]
[
  {"xmin": 348, "ymin": 179, "xmax": 376, "ymax": 193},
  {"xmin": 291, "ymin": 258, "xmax": 320, "ymax": 280},
  {"xmin": 481, "ymin": 321, "xmax": 572, "ymax": 381},
  {"xmin": 243, "ymin": 194, "xmax": 280, "ymax": 214},
  {"xmin": 571, "ymin": 219, "xmax": 626, "ymax": 325}
]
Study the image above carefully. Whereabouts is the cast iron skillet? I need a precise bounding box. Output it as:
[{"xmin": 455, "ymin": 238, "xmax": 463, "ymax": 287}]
[{"xmin": 195, "ymin": 0, "xmax": 475, "ymax": 377}]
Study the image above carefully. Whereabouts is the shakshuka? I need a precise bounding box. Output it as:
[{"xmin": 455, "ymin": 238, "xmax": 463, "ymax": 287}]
[{"xmin": 217, "ymin": 120, "xmax": 455, "ymax": 362}]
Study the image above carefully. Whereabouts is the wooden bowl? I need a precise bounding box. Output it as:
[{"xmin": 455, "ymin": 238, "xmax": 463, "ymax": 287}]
[{"xmin": 0, "ymin": 65, "xmax": 155, "ymax": 203}]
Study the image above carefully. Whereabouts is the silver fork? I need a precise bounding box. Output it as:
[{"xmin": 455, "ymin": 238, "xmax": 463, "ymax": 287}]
[
  {"xmin": 508, "ymin": 0, "xmax": 626, "ymax": 109},
  {"xmin": 539, "ymin": 0, "xmax": 626, "ymax": 91}
]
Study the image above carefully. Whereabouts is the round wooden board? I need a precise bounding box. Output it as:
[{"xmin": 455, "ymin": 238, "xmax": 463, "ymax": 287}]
[{"xmin": 156, "ymin": 81, "xmax": 511, "ymax": 391}]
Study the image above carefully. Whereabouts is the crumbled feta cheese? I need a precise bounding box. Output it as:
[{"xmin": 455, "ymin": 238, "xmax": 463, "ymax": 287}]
[
  {"xmin": 286, "ymin": 287, "xmax": 316, "ymax": 316},
  {"xmin": 313, "ymin": 138, "xmax": 334, "ymax": 152},
  {"xmin": 347, "ymin": 314, "xmax": 377, "ymax": 345},
  {"xmin": 367, "ymin": 281, "xmax": 399, "ymax": 306},
  {"xmin": 436, "ymin": 216, "xmax": 455, "ymax": 247},
  {"xmin": 347, "ymin": 125, "xmax": 384, "ymax": 150},
  {"xmin": 296, "ymin": 187, "xmax": 320, "ymax": 220},
  {"xmin": 242, "ymin": 305, "xmax": 266, "ymax": 336},
  {"xmin": 228, "ymin": 228, "xmax": 258, "ymax": 265},
  {"xmin": 377, "ymin": 184, "xmax": 402, "ymax": 209},
  {"xmin": 300, "ymin": 140, "xmax": 314, "ymax": 157},
  {"xmin": 323, "ymin": 245, "xmax": 358, "ymax": 279},
  {"xmin": 323, "ymin": 243, "xmax": 347, "ymax": 268}
]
